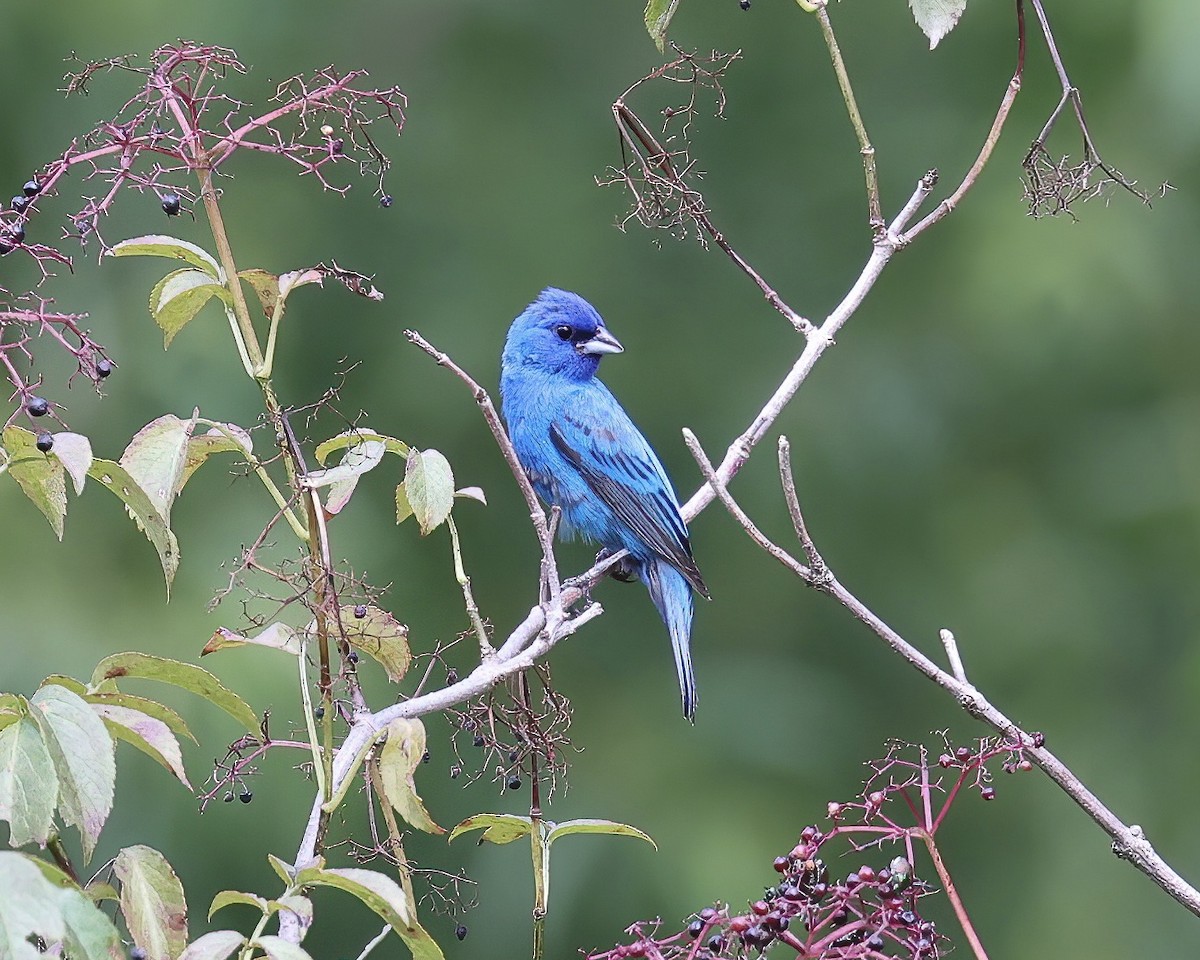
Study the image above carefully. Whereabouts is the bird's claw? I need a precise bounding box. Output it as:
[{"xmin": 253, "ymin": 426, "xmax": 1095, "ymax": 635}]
[{"xmin": 596, "ymin": 548, "xmax": 639, "ymax": 584}]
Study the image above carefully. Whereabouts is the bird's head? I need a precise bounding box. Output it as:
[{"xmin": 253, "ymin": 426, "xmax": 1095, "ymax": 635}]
[{"xmin": 502, "ymin": 288, "xmax": 623, "ymax": 382}]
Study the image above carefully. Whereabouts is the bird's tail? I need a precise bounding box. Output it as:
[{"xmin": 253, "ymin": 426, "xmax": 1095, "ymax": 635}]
[{"xmin": 640, "ymin": 558, "xmax": 697, "ymax": 722}]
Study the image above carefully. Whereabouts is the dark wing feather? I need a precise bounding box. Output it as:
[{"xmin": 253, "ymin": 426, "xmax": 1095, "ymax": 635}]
[{"xmin": 550, "ymin": 419, "xmax": 708, "ymax": 597}]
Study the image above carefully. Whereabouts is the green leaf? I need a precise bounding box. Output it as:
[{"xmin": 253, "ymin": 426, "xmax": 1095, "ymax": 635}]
[
  {"xmin": 90, "ymin": 652, "xmax": 258, "ymax": 733},
  {"xmin": 59, "ymin": 884, "xmax": 124, "ymax": 960},
  {"xmin": 0, "ymin": 851, "xmax": 67, "ymax": 959},
  {"xmin": 377, "ymin": 718, "xmax": 443, "ymax": 835},
  {"xmin": 113, "ymin": 845, "xmax": 189, "ymax": 960},
  {"xmin": 29, "ymin": 684, "xmax": 115, "ymax": 861},
  {"xmin": 546, "ymin": 818, "xmax": 657, "ymax": 849},
  {"xmin": 88, "ymin": 459, "xmax": 180, "ymax": 594},
  {"xmin": 207, "ymin": 890, "xmax": 268, "ymax": 920},
  {"xmin": 202, "ymin": 623, "xmax": 302, "ymax": 658},
  {"xmin": 395, "ymin": 483, "xmax": 413, "ymax": 525},
  {"xmin": 83, "ymin": 692, "xmax": 196, "ymax": 745},
  {"xmin": 335, "ymin": 605, "xmax": 410, "ymax": 682},
  {"xmin": 41, "ymin": 675, "xmax": 87, "ymax": 695},
  {"xmin": 93, "ymin": 702, "xmax": 191, "ymax": 789},
  {"xmin": 121, "ymin": 414, "xmax": 196, "ymax": 522},
  {"xmin": 908, "ymin": 0, "xmax": 968, "ymax": 49},
  {"xmin": 315, "ymin": 429, "xmax": 409, "ymax": 465},
  {"xmin": 177, "ymin": 422, "xmax": 253, "ymax": 495},
  {"xmin": 178, "ymin": 930, "xmax": 246, "ymax": 960},
  {"xmin": 253, "ymin": 936, "xmax": 314, "ymax": 960},
  {"xmin": 266, "ymin": 854, "xmax": 296, "ymax": 886},
  {"xmin": 149, "ymin": 269, "xmax": 229, "ymax": 348},
  {"xmin": 238, "ymin": 269, "xmax": 280, "ymax": 317},
  {"xmin": 3, "ymin": 425, "xmax": 67, "ymax": 539},
  {"xmin": 0, "ymin": 714, "xmax": 58, "ymax": 848},
  {"xmin": 448, "ymin": 813, "xmax": 533, "ymax": 846},
  {"xmin": 454, "ymin": 486, "xmax": 487, "ymax": 506},
  {"xmin": 108, "ymin": 235, "xmax": 223, "ymax": 279},
  {"xmin": 644, "ymin": 0, "xmax": 683, "ymax": 52},
  {"xmin": 293, "ymin": 866, "xmax": 410, "ymax": 929},
  {"xmin": 404, "ymin": 448, "xmax": 454, "ymax": 535},
  {"xmin": 396, "ymin": 919, "xmax": 446, "ymax": 960},
  {"xmin": 49, "ymin": 432, "xmax": 93, "ymax": 495}
]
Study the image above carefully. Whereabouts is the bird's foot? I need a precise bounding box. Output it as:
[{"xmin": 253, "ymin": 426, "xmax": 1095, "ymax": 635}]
[{"xmin": 596, "ymin": 548, "xmax": 639, "ymax": 584}]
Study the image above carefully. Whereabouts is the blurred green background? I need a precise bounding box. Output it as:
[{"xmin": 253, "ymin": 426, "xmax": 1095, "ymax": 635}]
[{"xmin": 3, "ymin": 0, "xmax": 1199, "ymax": 956}]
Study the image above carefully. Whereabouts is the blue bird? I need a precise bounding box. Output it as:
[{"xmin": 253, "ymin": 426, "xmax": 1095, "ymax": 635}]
[{"xmin": 500, "ymin": 288, "xmax": 708, "ymax": 720}]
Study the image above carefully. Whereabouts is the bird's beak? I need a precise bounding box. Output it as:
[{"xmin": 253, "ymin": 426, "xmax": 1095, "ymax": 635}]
[{"xmin": 578, "ymin": 327, "xmax": 624, "ymax": 356}]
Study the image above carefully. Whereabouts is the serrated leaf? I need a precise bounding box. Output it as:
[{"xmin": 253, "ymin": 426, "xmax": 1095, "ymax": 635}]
[
  {"xmin": 108, "ymin": 235, "xmax": 222, "ymax": 279},
  {"xmin": 0, "ymin": 851, "xmax": 67, "ymax": 959},
  {"xmin": 546, "ymin": 818, "xmax": 657, "ymax": 849},
  {"xmin": 909, "ymin": 0, "xmax": 968, "ymax": 49},
  {"xmin": 0, "ymin": 715, "xmax": 58, "ymax": 848},
  {"xmin": 49, "ymin": 432, "xmax": 93, "ymax": 495},
  {"xmin": 30, "ymin": 685, "xmax": 115, "ymax": 861},
  {"xmin": 253, "ymin": 936, "xmax": 314, "ymax": 960},
  {"xmin": 292, "ymin": 866, "xmax": 410, "ymax": 929},
  {"xmin": 267, "ymin": 854, "xmax": 296, "ymax": 886},
  {"xmin": 202, "ymin": 623, "xmax": 302, "ymax": 658},
  {"xmin": 114, "ymin": 845, "xmax": 188, "ymax": 960},
  {"xmin": 207, "ymin": 890, "xmax": 268, "ymax": 920},
  {"xmin": 315, "ymin": 429, "xmax": 410, "ymax": 465},
  {"xmin": 333, "ymin": 605, "xmax": 410, "ymax": 682},
  {"xmin": 177, "ymin": 423, "xmax": 253, "ymax": 496},
  {"xmin": 88, "ymin": 459, "xmax": 180, "ymax": 594},
  {"xmin": 644, "ymin": 0, "xmax": 683, "ymax": 52},
  {"xmin": 404, "ymin": 449, "xmax": 454, "ymax": 535},
  {"xmin": 149, "ymin": 269, "xmax": 229, "ymax": 348},
  {"xmin": 448, "ymin": 813, "xmax": 533, "ymax": 846},
  {"xmin": 4, "ymin": 425, "xmax": 67, "ymax": 539},
  {"xmin": 83, "ymin": 692, "xmax": 196, "ymax": 745},
  {"xmin": 178, "ymin": 931, "xmax": 245, "ymax": 960},
  {"xmin": 378, "ymin": 718, "xmax": 443, "ymax": 835},
  {"xmin": 121, "ymin": 414, "xmax": 196, "ymax": 521},
  {"xmin": 93, "ymin": 703, "xmax": 191, "ymax": 789},
  {"xmin": 90, "ymin": 652, "xmax": 258, "ymax": 733},
  {"xmin": 395, "ymin": 483, "xmax": 413, "ymax": 525},
  {"xmin": 239, "ymin": 269, "xmax": 280, "ymax": 318}
]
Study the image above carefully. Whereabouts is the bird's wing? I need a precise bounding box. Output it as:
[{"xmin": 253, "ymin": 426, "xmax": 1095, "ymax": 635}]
[{"xmin": 549, "ymin": 402, "xmax": 708, "ymax": 598}]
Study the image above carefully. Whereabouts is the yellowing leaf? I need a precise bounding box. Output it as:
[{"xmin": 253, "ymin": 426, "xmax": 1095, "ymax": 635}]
[
  {"xmin": 3, "ymin": 426, "xmax": 67, "ymax": 539},
  {"xmin": 334, "ymin": 605, "xmax": 411, "ymax": 682},
  {"xmin": 0, "ymin": 715, "xmax": 58, "ymax": 848},
  {"xmin": 203, "ymin": 623, "xmax": 302, "ymax": 658},
  {"xmin": 448, "ymin": 813, "xmax": 533, "ymax": 846},
  {"xmin": 378, "ymin": 718, "xmax": 443, "ymax": 835},
  {"xmin": 292, "ymin": 866, "xmax": 410, "ymax": 930},
  {"xmin": 108, "ymin": 235, "xmax": 223, "ymax": 278},
  {"xmin": 644, "ymin": 0, "xmax": 683, "ymax": 52},
  {"xmin": 93, "ymin": 702, "xmax": 191, "ymax": 789},
  {"xmin": 149, "ymin": 269, "xmax": 229, "ymax": 347},
  {"xmin": 49, "ymin": 432, "xmax": 93, "ymax": 495},
  {"xmin": 113, "ymin": 845, "xmax": 189, "ymax": 960},
  {"xmin": 88, "ymin": 459, "xmax": 180, "ymax": 594}
]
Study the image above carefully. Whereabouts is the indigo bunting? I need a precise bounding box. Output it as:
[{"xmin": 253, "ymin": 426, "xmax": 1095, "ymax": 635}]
[{"xmin": 500, "ymin": 288, "xmax": 708, "ymax": 720}]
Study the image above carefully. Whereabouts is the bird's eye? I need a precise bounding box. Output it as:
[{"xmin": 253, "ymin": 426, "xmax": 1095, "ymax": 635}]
[{"xmin": 554, "ymin": 324, "xmax": 573, "ymax": 341}]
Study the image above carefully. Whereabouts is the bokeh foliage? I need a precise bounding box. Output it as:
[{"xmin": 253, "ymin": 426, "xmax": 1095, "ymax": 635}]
[{"xmin": 2, "ymin": 1, "xmax": 1198, "ymax": 956}]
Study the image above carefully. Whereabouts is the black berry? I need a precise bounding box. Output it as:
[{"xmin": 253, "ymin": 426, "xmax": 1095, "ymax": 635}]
[
  {"xmin": 35, "ymin": 432, "xmax": 53, "ymax": 453},
  {"xmin": 506, "ymin": 775, "xmax": 522, "ymax": 791},
  {"xmin": 224, "ymin": 792, "xmax": 235, "ymax": 803},
  {"xmin": 161, "ymin": 193, "xmax": 181, "ymax": 216},
  {"xmin": 0, "ymin": 240, "xmax": 12, "ymax": 256},
  {"xmin": 450, "ymin": 765, "xmax": 461, "ymax": 779},
  {"xmin": 955, "ymin": 746, "xmax": 972, "ymax": 762},
  {"xmin": 10, "ymin": 196, "xmax": 28, "ymax": 213},
  {"xmin": 981, "ymin": 785, "xmax": 996, "ymax": 801},
  {"xmin": 707, "ymin": 935, "xmax": 727, "ymax": 953},
  {"xmin": 472, "ymin": 735, "xmax": 484, "ymax": 747},
  {"xmin": 446, "ymin": 667, "xmax": 458, "ymax": 683},
  {"xmin": 26, "ymin": 396, "xmax": 49, "ymax": 417},
  {"xmin": 380, "ymin": 195, "xmax": 394, "ymax": 208},
  {"xmin": 131, "ymin": 948, "xmax": 147, "ymax": 960},
  {"xmin": 239, "ymin": 790, "xmax": 253, "ymax": 803},
  {"xmin": 508, "ymin": 751, "xmax": 518, "ymax": 763},
  {"xmin": 739, "ymin": 0, "xmax": 751, "ymax": 8},
  {"xmin": 22, "ymin": 180, "xmax": 40, "ymax": 197},
  {"xmin": 454, "ymin": 924, "xmax": 468, "ymax": 941},
  {"xmin": 96, "ymin": 358, "xmax": 114, "ymax": 378},
  {"xmin": 330, "ymin": 138, "xmax": 344, "ymax": 155},
  {"xmin": 7, "ymin": 225, "xmax": 24, "ymax": 244},
  {"xmin": 314, "ymin": 706, "xmax": 325, "ymax": 720},
  {"xmin": 422, "ymin": 750, "xmax": 431, "ymax": 764},
  {"xmin": 347, "ymin": 650, "xmax": 359, "ymax": 664},
  {"xmin": 687, "ymin": 920, "xmax": 704, "ymax": 938},
  {"xmin": 353, "ymin": 604, "xmax": 367, "ymax": 618}
]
